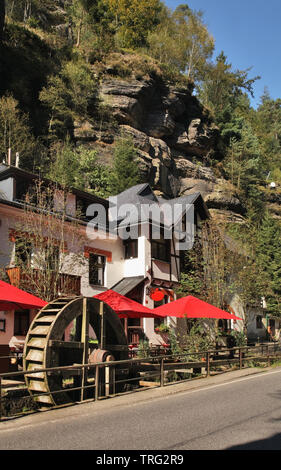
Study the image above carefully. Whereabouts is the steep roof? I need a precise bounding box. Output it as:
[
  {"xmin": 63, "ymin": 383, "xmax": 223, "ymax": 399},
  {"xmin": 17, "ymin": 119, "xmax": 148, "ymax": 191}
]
[{"xmin": 108, "ymin": 183, "xmax": 209, "ymax": 228}]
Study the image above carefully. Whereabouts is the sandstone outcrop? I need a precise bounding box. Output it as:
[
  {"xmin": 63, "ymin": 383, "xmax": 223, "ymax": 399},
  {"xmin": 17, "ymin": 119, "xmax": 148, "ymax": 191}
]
[{"xmin": 74, "ymin": 71, "xmax": 246, "ymax": 223}]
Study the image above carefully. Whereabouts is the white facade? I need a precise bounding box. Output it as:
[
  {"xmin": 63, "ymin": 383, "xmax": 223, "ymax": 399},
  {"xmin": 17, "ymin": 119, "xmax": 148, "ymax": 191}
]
[
  {"xmin": 0, "ymin": 165, "xmax": 209, "ymax": 348},
  {"xmin": 229, "ymin": 294, "xmax": 269, "ymax": 342}
]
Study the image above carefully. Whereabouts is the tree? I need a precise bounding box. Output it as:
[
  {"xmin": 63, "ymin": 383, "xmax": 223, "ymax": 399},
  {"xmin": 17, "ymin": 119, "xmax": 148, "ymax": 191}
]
[
  {"xmin": 255, "ymin": 92, "xmax": 281, "ymax": 177},
  {"xmin": 11, "ymin": 180, "xmax": 87, "ymax": 302},
  {"xmin": 5, "ymin": 1, "xmax": 71, "ymax": 29},
  {"xmin": 109, "ymin": 135, "xmax": 142, "ymax": 194},
  {"xmin": 198, "ymin": 52, "xmax": 259, "ymax": 119},
  {"xmin": 69, "ymin": 0, "xmax": 114, "ymax": 53},
  {"xmin": 48, "ymin": 141, "xmax": 111, "ymax": 197},
  {"xmin": 254, "ymin": 214, "xmax": 281, "ymax": 317},
  {"xmin": 0, "ymin": 94, "xmax": 39, "ymax": 168},
  {"xmin": 108, "ymin": 0, "xmax": 162, "ymax": 48},
  {"xmin": 201, "ymin": 220, "xmax": 232, "ymax": 309},
  {"xmin": 39, "ymin": 59, "xmax": 99, "ymax": 140},
  {"xmin": 178, "ymin": 218, "xmax": 270, "ymax": 335},
  {"xmin": 173, "ymin": 5, "xmax": 214, "ymax": 81},
  {"xmin": 48, "ymin": 140, "xmax": 81, "ymax": 188},
  {"xmin": 178, "ymin": 220, "xmax": 231, "ymax": 310},
  {"xmin": 147, "ymin": 4, "xmax": 214, "ymax": 81},
  {"xmin": 224, "ymin": 120, "xmax": 263, "ymax": 192},
  {"xmin": 226, "ymin": 217, "xmax": 278, "ymax": 327},
  {"xmin": 39, "ymin": 75, "xmax": 73, "ymax": 140},
  {"xmin": 177, "ymin": 234, "xmax": 205, "ymax": 300}
]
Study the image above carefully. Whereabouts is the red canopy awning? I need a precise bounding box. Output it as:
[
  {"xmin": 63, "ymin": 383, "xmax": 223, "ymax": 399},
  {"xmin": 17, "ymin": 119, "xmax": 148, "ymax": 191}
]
[
  {"xmin": 0, "ymin": 280, "xmax": 47, "ymax": 311},
  {"xmin": 153, "ymin": 295, "xmax": 242, "ymax": 321},
  {"xmin": 94, "ymin": 290, "xmax": 160, "ymax": 318}
]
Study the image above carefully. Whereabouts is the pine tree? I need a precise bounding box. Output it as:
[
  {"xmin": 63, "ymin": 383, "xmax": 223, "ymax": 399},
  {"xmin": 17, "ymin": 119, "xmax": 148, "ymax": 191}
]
[
  {"xmin": 109, "ymin": 136, "xmax": 141, "ymax": 194},
  {"xmin": 254, "ymin": 214, "xmax": 281, "ymax": 316}
]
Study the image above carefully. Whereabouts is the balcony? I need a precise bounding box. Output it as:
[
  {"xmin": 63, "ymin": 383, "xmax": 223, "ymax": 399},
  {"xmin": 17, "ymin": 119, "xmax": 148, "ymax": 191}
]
[{"xmin": 6, "ymin": 267, "xmax": 81, "ymax": 297}]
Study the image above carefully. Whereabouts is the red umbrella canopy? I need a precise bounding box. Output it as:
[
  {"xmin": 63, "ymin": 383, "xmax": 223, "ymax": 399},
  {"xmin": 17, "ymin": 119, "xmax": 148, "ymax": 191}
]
[
  {"xmin": 153, "ymin": 295, "xmax": 242, "ymax": 321},
  {"xmin": 94, "ymin": 290, "xmax": 160, "ymax": 318},
  {"xmin": 0, "ymin": 280, "xmax": 48, "ymax": 311}
]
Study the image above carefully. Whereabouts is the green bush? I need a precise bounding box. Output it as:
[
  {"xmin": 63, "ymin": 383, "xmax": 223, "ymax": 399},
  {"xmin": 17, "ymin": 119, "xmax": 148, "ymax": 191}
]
[{"xmin": 137, "ymin": 340, "xmax": 150, "ymax": 359}]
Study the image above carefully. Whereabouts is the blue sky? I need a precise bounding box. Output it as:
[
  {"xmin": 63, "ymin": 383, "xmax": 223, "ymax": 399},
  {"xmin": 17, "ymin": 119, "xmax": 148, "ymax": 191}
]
[{"xmin": 164, "ymin": 0, "xmax": 281, "ymax": 108}]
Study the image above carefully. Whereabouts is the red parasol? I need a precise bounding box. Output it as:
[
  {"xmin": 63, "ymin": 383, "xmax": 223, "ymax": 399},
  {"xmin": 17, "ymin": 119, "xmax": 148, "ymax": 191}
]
[
  {"xmin": 0, "ymin": 280, "xmax": 47, "ymax": 311},
  {"xmin": 94, "ymin": 290, "xmax": 160, "ymax": 318},
  {"xmin": 153, "ymin": 295, "xmax": 242, "ymax": 321}
]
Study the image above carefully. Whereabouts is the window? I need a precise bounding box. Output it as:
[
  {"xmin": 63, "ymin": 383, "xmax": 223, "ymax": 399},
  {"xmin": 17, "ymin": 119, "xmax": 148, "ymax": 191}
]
[
  {"xmin": 124, "ymin": 239, "xmax": 138, "ymax": 259},
  {"xmin": 218, "ymin": 319, "xmax": 228, "ymax": 333},
  {"xmin": 14, "ymin": 310, "xmax": 30, "ymax": 336},
  {"xmin": 89, "ymin": 253, "xmax": 105, "ymax": 286},
  {"xmin": 151, "ymin": 232, "xmax": 170, "ymax": 263},
  {"xmin": 256, "ymin": 315, "xmax": 263, "ymax": 329},
  {"xmin": 0, "ymin": 319, "xmax": 6, "ymax": 332}
]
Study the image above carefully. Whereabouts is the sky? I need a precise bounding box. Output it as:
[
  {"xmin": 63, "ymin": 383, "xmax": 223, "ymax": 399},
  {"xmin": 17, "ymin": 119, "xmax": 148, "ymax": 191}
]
[{"xmin": 164, "ymin": 0, "xmax": 281, "ymax": 108}]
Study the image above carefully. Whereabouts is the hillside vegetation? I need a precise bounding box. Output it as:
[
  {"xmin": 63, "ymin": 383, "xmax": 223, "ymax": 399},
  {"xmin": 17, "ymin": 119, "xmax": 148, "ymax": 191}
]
[{"xmin": 1, "ymin": 1, "xmax": 281, "ymax": 317}]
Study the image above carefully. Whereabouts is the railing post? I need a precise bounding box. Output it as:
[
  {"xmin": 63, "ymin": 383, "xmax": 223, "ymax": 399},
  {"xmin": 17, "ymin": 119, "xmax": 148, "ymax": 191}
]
[
  {"xmin": 95, "ymin": 365, "xmax": 99, "ymax": 401},
  {"xmin": 206, "ymin": 352, "xmax": 210, "ymax": 377},
  {"xmin": 112, "ymin": 366, "xmax": 116, "ymax": 396},
  {"xmin": 267, "ymin": 345, "xmax": 270, "ymax": 367},
  {"xmin": 160, "ymin": 358, "xmax": 165, "ymax": 387},
  {"xmin": 239, "ymin": 348, "xmax": 243, "ymax": 369}
]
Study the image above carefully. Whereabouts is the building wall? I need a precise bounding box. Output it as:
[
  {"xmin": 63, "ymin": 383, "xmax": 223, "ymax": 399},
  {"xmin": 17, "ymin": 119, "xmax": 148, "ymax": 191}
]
[
  {"xmin": 230, "ymin": 294, "xmax": 268, "ymax": 342},
  {"xmin": 0, "ymin": 177, "xmax": 14, "ymax": 201},
  {"xmin": 0, "ymin": 309, "xmax": 38, "ymax": 346},
  {"xmin": 0, "ymin": 203, "xmax": 126, "ymax": 346},
  {"xmin": 0, "ymin": 191, "xmax": 203, "ymax": 348},
  {"xmin": 0, "ymin": 206, "xmax": 14, "ymax": 268},
  {"xmin": 124, "ymin": 236, "xmax": 146, "ymax": 278}
]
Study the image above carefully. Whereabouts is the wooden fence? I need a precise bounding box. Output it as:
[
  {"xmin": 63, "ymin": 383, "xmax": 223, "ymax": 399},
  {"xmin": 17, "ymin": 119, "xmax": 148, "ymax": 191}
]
[{"xmin": 1, "ymin": 343, "xmax": 281, "ymax": 421}]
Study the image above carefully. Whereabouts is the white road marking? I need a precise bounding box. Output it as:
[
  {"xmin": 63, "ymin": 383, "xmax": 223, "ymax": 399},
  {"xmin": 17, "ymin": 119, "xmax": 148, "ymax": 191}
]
[{"xmin": 169, "ymin": 368, "xmax": 281, "ymax": 397}]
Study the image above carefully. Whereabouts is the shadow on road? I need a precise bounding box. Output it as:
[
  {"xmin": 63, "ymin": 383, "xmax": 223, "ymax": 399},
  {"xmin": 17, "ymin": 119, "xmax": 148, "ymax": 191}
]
[{"xmin": 227, "ymin": 433, "xmax": 281, "ymax": 450}]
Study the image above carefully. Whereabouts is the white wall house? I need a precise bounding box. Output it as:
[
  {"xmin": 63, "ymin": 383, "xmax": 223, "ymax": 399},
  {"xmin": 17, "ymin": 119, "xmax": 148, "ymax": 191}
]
[
  {"xmin": 0, "ymin": 164, "xmax": 210, "ymax": 349},
  {"xmin": 228, "ymin": 294, "xmax": 270, "ymax": 343}
]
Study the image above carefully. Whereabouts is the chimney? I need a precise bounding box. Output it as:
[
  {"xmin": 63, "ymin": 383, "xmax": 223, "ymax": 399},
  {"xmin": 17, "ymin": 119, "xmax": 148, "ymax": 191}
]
[
  {"xmin": 7, "ymin": 148, "xmax": 12, "ymax": 166},
  {"xmin": 15, "ymin": 152, "xmax": 20, "ymax": 168}
]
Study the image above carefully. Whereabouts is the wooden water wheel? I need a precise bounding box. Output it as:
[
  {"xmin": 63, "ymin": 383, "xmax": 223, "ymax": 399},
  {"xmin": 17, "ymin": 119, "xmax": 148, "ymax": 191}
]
[{"xmin": 23, "ymin": 297, "xmax": 128, "ymax": 407}]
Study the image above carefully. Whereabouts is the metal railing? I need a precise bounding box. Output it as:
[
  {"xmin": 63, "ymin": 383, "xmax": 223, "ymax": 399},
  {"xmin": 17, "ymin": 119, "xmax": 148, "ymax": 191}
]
[{"xmin": 1, "ymin": 342, "xmax": 281, "ymax": 421}]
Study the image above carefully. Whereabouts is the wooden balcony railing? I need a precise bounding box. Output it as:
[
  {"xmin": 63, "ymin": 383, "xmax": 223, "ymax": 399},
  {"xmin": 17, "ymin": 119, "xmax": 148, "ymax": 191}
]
[{"xmin": 6, "ymin": 267, "xmax": 81, "ymax": 297}]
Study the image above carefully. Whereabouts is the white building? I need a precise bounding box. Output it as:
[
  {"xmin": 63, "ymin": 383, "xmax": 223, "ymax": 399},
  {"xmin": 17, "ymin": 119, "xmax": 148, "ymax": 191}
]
[{"xmin": 0, "ymin": 164, "xmax": 209, "ymax": 349}]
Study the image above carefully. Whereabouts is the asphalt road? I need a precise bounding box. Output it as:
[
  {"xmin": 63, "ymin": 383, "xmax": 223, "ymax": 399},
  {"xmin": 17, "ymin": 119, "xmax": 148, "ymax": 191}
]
[{"xmin": 2, "ymin": 368, "xmax": 281, "ymax": 450}]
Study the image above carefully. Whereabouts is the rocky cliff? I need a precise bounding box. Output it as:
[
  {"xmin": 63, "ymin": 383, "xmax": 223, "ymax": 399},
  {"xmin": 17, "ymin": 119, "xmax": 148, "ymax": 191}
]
[{"xmin": 74, "ymin": 55, "xmax": 246, "ymax": 224}]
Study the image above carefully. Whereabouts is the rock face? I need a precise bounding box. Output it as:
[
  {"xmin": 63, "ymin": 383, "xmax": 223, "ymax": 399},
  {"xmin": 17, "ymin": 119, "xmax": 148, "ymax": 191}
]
[{"xmin": 75, "ymin": 72, "xmax": 246, "ymax": 223}]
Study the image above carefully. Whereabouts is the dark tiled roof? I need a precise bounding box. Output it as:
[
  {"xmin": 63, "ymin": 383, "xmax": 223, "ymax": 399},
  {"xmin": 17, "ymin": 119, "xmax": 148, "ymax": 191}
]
[{"xmin": 109, "ymin": 184, "xmax": 209, "ymax": 227}]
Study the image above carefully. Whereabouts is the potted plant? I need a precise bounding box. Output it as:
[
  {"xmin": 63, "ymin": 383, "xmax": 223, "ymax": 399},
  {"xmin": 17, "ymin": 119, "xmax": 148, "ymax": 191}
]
[{"xmin": 158, "ymin": 323, "xmax": 170, "ymax": 333}]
